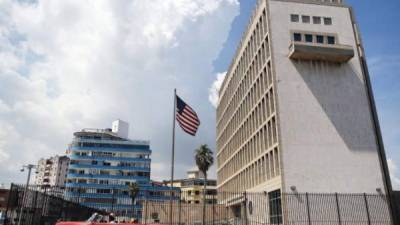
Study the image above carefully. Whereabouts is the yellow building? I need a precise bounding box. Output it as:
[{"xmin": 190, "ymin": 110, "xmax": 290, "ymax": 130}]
[{"xmin": 164, "ymin": 170, "xmax": 217, "ymax": 204}]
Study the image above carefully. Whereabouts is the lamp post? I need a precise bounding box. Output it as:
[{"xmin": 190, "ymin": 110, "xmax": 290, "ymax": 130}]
[{"xmin": 17, "ymin": 164, "xmax": 37, "ymax": 225}]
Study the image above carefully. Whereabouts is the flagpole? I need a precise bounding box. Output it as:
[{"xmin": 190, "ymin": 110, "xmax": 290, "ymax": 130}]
[{"xmin": 169, "ymin": 88, "xmax": 177, "ymax": 225}]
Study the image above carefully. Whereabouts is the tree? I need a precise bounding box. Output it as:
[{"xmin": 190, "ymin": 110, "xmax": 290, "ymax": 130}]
[
  {"xmin": 128, "ymin": 182, "xmax": 140, "ymax": 218},
  {"xmin": 195, "ymin": 144, "xmax": 214, "ymax": 225}
]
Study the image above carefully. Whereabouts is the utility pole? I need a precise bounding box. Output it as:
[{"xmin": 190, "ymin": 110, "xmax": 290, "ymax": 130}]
[{"xmin": 18, "ymin": 164, "xmax": 36, "ymax": 225}]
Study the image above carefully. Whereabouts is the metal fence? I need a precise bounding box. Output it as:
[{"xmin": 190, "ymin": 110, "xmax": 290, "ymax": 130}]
[
  {"xmin": 3, "ymin": 184, "xmax": 395, "ymax": 225},
  {"xmin": 394, "ymin": 191, "xmax": 400, "ymax": 223},
  {"xmin": 3, "ymin": 184, "xmax": 107, "ymax": 225},
  {"xmin": 141, "ymin": 191, "xmax": 392, "ymax": 225}
]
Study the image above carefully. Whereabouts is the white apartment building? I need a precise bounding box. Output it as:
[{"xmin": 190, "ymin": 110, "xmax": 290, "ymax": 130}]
[{"xmin": 34, "ymin": 155, "xmax": 70, "ymax": 187}]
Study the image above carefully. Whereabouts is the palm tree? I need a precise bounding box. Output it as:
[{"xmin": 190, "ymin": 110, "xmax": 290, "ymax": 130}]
[
  {"xmin": 195, "ymin": 144, "xmax": 214, "ymax": 225},
  {"xmin": 128, "ymin": 182, "xmax": 140, "ymax": 218}
]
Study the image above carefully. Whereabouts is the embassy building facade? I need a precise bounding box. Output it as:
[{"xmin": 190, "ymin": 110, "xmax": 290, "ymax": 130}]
[{"xmin": 216, "ymin": 0, "xmax": 396, "ymax": 223}]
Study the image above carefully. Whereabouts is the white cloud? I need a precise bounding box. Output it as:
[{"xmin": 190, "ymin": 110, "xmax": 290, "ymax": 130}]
[
  {"xmin": 0, "ymin": 0, "xmax": 239, "ymax": 184},
  {"xmin": 387, "ymin": 159, "xmax": 400, "ymax": 190},
  {"xmin": 208, "ymin": 72, "xmax": 227, "ymax": 108}
]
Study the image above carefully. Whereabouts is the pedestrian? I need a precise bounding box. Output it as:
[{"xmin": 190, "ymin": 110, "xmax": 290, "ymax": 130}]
[{"xmin": 109, "ymin": 213, "xmax": 116, "ymax": 224}]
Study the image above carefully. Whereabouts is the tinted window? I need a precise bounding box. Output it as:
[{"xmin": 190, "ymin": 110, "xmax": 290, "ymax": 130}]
[
  {"xmin": 327, "ymin": 36, "xmax": 335, "ymax": 44},
  {"xmin": 293, "ymin": 33, "xmax": 302, "ymax": 42},
  {"xmin": 302, "ymin": 15, "xmax": 310, "ymax": 23},
  {"xmin": 313, "ymin": 16, "xmax": 321, "ymax": 24},
  {"xmin": 305, "ymin": 34, "xmax": 313, "ymax": 43},
  {"xmin": 316, "ymin": 35, "xmax": 324, "ymax": 44},
  {"xmin": 324, "ymin": 17, "xmax": 332, "ymax": 25},
  {"xmin": 290, "ymin": 14, "xmax": 299, "ymax": 22},
  {"xmin": 269, "ymin": 190, "xmax": 282, "ymax": 224}
]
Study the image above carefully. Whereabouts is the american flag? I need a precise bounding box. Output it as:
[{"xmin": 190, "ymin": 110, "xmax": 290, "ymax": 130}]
[{"xmin": 176, "ymin": 95, "xmax": 200, "ymax": 136}]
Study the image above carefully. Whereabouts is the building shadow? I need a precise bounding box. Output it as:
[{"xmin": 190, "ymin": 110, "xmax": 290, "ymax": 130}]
[{"xmin": 291, "ymin": 59, "xmax": 377, "ymax": 152}]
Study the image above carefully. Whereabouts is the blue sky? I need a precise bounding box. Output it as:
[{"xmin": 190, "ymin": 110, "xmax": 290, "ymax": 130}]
[
  {"xmin": 0, "ymin": 0, "xmax": 399, "ymax": 189},
  {"xmin": 214, "ymin": 0, "xmax": 400, "ymax": 189}
]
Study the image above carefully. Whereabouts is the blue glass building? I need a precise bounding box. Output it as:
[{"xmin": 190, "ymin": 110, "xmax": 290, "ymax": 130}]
[{"xmin": 65, "ymin": 120, "xmax": 174, "ymax": 217}]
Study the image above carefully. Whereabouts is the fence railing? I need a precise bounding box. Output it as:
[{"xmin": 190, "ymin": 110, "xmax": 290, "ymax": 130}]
[
  {"xmin": 3, "ymin": 184, "xmax": 396, "ymax": 225},
  {"xmin": 3, "ymin": 184, "xmax": 107, "ymax": 225},
  {"xmin": 394, "ymin": 191, "xmax": 400, "ymax": 223}
]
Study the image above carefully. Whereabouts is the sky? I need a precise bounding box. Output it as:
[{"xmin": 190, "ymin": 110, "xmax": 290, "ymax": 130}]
[{"xmin": 0, "ymin": 0, "xmax": 399, "ymax": 190}]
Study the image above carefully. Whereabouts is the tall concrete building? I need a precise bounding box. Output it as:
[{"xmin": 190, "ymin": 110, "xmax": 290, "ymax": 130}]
[
  {"xmin": 217, "ymin": 0, "xmax": 393, "ymax": 198},
  {"xmin": 34, "ymin": 155, "xmax": 70, "ymax": 187}
]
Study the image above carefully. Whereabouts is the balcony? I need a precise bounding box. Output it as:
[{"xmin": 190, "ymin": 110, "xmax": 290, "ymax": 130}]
[
  {"xmin": 66, "ymin": 172, "xmax": 150, "ymax": 181},
  {"xmin": 69, "ymin": 146, "xmax": 152, "ymax": 153},
  {"xmin": 68, "ymin": 163, "xmax": 150, "ymax": 172},
  {"xmin": 69, "ymin": 154, "xmax": 151, "ymax": 162},
  {"xmin": 289, "ymin": 42, "xmax": 354, "ymax": 63}
]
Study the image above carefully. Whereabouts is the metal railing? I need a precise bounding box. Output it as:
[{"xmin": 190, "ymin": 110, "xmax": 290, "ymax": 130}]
[
  {"xmin": 3, "ymin": 184, "xmax": 107, "ymax": 225},
  {"xmin": 394, "ymin": 191, "xmax": 400, "ymax": 222},
  {"xmin": 3, "ymin": 185, "xmax": 395, "ymax": 225}
]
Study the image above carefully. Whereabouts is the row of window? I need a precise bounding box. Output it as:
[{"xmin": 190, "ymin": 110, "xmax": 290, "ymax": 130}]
[
  {"xmin": 66, "ymin": 179, "xmax": 137, "ymax": 186},
  {"xmin": 217, "ymin": 66, "xmax": 276, "ymax": 168},
  {"xmin": 293, "ymin": 32, "xmax": 336, "ymax": 45},
  {"xmin": 216, "ymin": 7, "xmax": 282, "ymax": 190},
  {"xmin": 217, "ymin": 38, "xmax": 271, "ymax": 146},
  {"xmin": 65, "ymin": 187, "xmax": 171, "ymax": 199},
  {"xmin": 217, "ymin": 8, "xmax": 268, "ymax": 126},
  {"xmin": 217, "ymin": 84, "xmax": 277, "ymax": 183},
  {"xmin": 68, "ymin": 169, "xmax": 150, "ymax": 177},
  {"xmin": 218, "ymin": 147, "xmax": 280, "ymax": 194},
  {"xmin": 181, "ymin": 180, "xmax": 217, "ymax": 186},
  {"xmin": 218, "ymin": 116, "xmax": 278, "ymax": 184},
  {"xmin": 291, "ymin": 14, "xmax": 332, "ymax": 25},
  {"xmin": 73, "ymin": 151, "xmax": 149, "ymax": 159},
  {"xmin": 217, "ymin": 88, "xmax": 278, "ymax": 180},
  {"xmin": 70, "ymin": 160, "xmax": 150, "ymax": 168},
  {"xmin": 185, "ymin": 199, "xmax": 217, "ymax": 204},
  {"xmin": 72, "ymin": 142, "xmax": 149, "ymax": 150},
  {"xmin": 77, "ymin": 134, "xmax": 124, "ymax": 141},
  {"xmin": 185, "ymin": 189, "xmax": 217, "ymax": 196}
]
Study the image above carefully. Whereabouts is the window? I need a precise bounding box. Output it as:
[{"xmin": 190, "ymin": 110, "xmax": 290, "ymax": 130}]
[
  {"xmin": 290, "ymin": 14, "xmax": 299, "ymax": 22},
  {"xmin": 324, "ymin": 17, "xmax": 332, "ymax": 25},
  {"xmin": 293, "ymin": 33, "xmax": 302, "ymax": 42},
  {"xmin": 269, "ymin": 190, "xmax": 282, "ymax": 224},
  {"xmin": 327, "ymin": 36, "xmax": 336, "ymax": 44},
  {"xmin": 305, "ymin": 34, "xmax": 313, "ymax": 43},
  {"xmin": 302, "ymin": 15, "xmax": 310, "ymax": 23},
  {"xmin": 316, "ymin": 35, "xmax": 324, "ymax": 44},
  {"xmin": 313, "ymin": 16, "xmax": 321, "ymax": 24}
]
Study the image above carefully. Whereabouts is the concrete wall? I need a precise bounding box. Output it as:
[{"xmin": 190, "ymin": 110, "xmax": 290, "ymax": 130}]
[{"xmin": 269, "ymin": 0, "xmax": 385, "ymax": 193}]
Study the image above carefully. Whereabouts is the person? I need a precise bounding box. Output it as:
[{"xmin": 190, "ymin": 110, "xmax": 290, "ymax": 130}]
[{"xmin": 109, "ymin": 213, "xmax": 116, "ymax": 224}]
